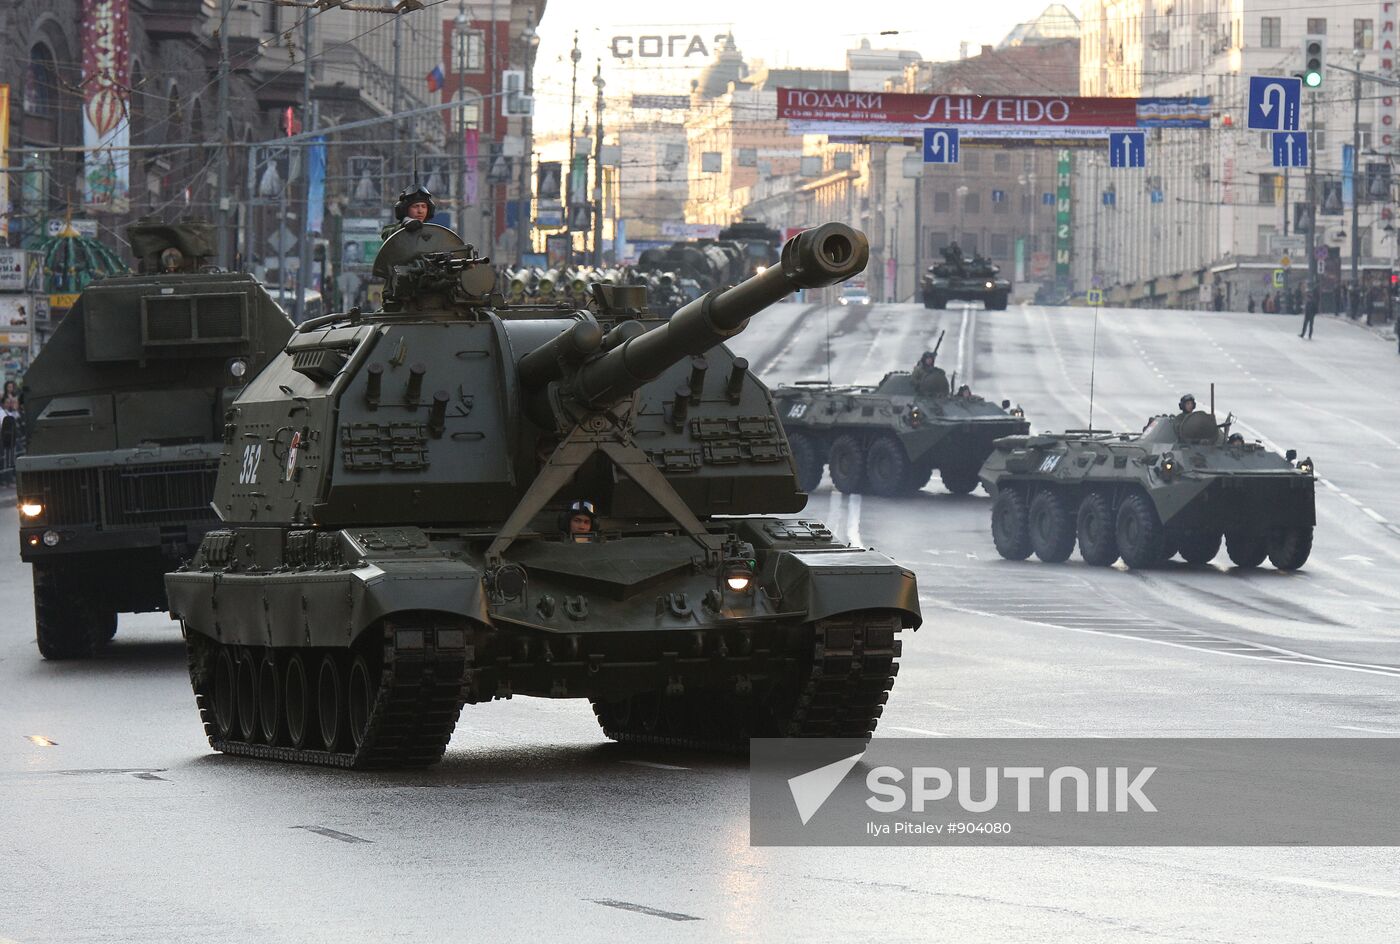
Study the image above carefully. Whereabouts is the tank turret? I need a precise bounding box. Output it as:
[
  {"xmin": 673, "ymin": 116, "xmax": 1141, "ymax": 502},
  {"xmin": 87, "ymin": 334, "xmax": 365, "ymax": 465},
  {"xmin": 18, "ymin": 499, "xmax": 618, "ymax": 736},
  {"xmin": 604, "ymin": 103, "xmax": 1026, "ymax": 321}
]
[{"xmin": 166, "ymin": 221, "xmax": 918, "ymax": 770}]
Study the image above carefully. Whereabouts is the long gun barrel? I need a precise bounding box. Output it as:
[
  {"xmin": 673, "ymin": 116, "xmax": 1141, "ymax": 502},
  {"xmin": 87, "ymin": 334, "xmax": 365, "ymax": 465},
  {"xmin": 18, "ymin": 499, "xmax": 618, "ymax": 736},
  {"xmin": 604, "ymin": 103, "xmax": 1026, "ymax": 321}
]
[
  {"xmin": 567, "ymin": 223, "xmax": 869, "ymax": 408},
  {"xmin": 931, "ymin": 329, "xmax": 946, "ymax": 360}
]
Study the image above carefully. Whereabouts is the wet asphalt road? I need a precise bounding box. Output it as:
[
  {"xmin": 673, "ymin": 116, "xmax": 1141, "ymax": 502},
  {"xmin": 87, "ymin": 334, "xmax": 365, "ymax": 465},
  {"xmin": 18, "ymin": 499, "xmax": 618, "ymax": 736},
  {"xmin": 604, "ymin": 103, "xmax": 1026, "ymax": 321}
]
[{"xmin": 3, "ymin": 301, "xmax": 1400, "ymax": 942}]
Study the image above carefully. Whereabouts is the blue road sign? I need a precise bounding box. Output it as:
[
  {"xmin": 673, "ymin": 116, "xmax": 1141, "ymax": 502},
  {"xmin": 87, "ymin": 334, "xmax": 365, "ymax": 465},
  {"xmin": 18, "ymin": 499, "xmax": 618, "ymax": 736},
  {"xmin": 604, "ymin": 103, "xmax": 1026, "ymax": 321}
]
[
  {"xmin": 1247, "ymin": 76, "xmax": 1301, "ymax": 131},
  {"xmin": 1042, "ymin": 192, "xmax": 1055, "ymax": 206},
  {"xmin": 1271, "ymin": 131, "xmax": 1308, "ymax": 168},
  {"xmin": 922, "ymin": 127, "xmax": 960, "ymax": 164},
  {"xmin": 1150, "ymin": 189, "xmax": 1164, "ymax": 204},
  {"xmin": 1102, "ymin": 190, "xmax": 1116, "ymax": 206},
  {"xmin": 1108, "ymin": 131, "xmax": 1145, "ymax": 168}
]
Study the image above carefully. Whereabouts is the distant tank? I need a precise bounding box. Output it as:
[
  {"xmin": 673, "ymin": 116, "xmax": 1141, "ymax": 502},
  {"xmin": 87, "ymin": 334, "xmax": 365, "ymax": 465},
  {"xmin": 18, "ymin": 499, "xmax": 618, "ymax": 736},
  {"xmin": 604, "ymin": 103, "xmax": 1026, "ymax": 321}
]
[
  {"xmin": 921, "ymin": 243, "xmax": 1011, "ymax": 310},
  {"xmin": 774, "ymin": 333, "xmax": 1029, "ymax": 496},
  {"xmin": 165, "ymin": 220, "xmax": 920, "ymax": 768},
  {"xmin": 16, "ymin": 219, "xmax": 294, "ymax": 659},
  {"xmin": 979, "ymin": 410, "xmax": 1316, "ymax": 569}
]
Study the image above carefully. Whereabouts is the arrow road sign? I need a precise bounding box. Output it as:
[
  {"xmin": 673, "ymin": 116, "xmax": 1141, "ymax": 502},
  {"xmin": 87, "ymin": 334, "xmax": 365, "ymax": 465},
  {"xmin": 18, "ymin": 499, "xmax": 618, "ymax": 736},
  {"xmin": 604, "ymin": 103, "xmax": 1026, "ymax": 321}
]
[
  {"xmin": 922, "ymin": 127, "xmax": 960, "ymax": 164},
  {"xmin": 1108, "ymin": 131, "xmax": 1146, "ymax": 168},
  {"xmin": 1248, "ymin": 76, "xmax": 1301, "ymax": 131},
  {"xmin": 1271, "ymin": 131, "xmax": 1308, "ymax": 168}
]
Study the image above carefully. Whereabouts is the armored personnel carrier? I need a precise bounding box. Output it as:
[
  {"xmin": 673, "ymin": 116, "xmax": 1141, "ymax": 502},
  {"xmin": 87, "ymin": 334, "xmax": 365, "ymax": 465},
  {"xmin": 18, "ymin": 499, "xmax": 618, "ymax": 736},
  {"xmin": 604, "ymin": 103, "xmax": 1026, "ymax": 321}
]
[
  {"xmin": 16, "ymin": 220, "xmax": 294, "ymax": 659},
  {"xmin": 774, "ymin": 334, "xmax": 1029, "ymax": 496},
  {"xmin": 164, "ymin": 221, "xmax": 921, "ymax": 769},
  {"xmin": 980, "ymin": 410, "xmax": 1315, "ymax": 569},
  {"xmin": 921, "ymin": 244, "xmax": 1011, "ymax": 310}
]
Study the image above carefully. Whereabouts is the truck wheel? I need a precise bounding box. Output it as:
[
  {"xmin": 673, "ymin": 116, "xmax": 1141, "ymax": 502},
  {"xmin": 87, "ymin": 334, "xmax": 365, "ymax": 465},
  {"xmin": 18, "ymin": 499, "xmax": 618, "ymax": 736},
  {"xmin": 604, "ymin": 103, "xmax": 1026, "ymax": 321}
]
[
  {"xmin": 33, "ymin": 563, "xmax": 115, "ymax": 660},
  {"xmin": 1225, "ymin": 531, "xmax": 1268, "ymax": 568},
  {"xmin": 828, "ymin": 434, "xmax": 868, "ymax": 493},
  {"xmin": 1076, "ymin": 492, "xmax": 1119, "ymax": 565},
  {"xmin": 1177, "ymin": 530, "xmax": 1222, "ymax": 565},
  {"xmin": 866, "ymin": 435, "xmax": 913, "ymax": 496},
  {"xmin": 786, "ymin": 430, "xmax": 825, "ymax": 493},
  {"xmin": 1114, "ymin": 492, "xmax": 1165, "ymax": 569},
  {"xmin": 940, "ymin": 465, "xmax": 981, "ymax": 495},
  {"xmin": 1029, "ymin": 490, "xmax": 1076, "ymax": 563},
  {"xmin": 1267, "ymin": 527, "xmax": 1312, "ymax": 570},
  {"xmin": 991, "ymin": 487, "xmax": 1032, "ymax": 560}
]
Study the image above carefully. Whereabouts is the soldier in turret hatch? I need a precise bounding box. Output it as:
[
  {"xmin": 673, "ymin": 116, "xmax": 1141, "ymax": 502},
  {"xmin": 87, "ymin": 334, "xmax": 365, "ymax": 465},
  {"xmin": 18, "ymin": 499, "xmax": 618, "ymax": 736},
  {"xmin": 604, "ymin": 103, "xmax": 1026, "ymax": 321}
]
[
  {"xmin": 562, "ymin": 499, "xmax": 598, "ymax": 543},
  {"xmin": 911, "ymin": 350, "xmax": 950, "ymax": 397},
  {"xmin": 381, "ymin": 186, "xmax": 436, "ymax": 239}
]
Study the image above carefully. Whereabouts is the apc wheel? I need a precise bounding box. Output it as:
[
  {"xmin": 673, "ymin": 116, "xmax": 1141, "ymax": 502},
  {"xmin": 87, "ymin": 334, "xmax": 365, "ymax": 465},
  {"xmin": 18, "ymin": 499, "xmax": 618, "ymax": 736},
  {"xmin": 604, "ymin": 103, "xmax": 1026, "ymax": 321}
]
[
  {"xmin": 866, "ymin": 435, "xmax": 913, "ymax": 497},
  {"xmin": 786, "ymin": 430, "xmax": 825, "ymax": 493},
  {"xmin": 316, "ymin": 654, "xmax": 344, "ymax": 752},
  {"xmin": 1115, "ymin": 492, "xmax": 1165, "ymax": 569},
  {"xmin": 33, "ymin": 563, "xmax": 113, "ymax": 660},
  {"xmin": 235, "ymin": 649, "xmax": 260, "ymax": 743},
  {"xmin": 986, "ymin": 293, "xmax": 1008, "ymax": 311},
  {"xmin": 903, "ymin": 459, "xmax": 937, "ymax": 494},
  {"xmin": 1178, "ymin": 530, "xmax": 1222, "ymax": 565},
  {"xmin": 258, "ymin": 655, "xmax": 283, "ymax": 745},
  {"xmin": 284, "ymin": 655, "xmax": 310, "ymax": 749},
  {"xmin": 212, "ymin": 647, "xmax": 237, "ymax": 740},
  {"xmin": 348, "ymin": 654, "xmax": 376, "ymax": 749},
  {"xmin": 1268, "ymin": 527, "xmax": 1313, "ymax": 570},
  {"xmin": 1029, "ymin": 490, "xmax": 1076, "ymax": 563},
  {"xmin": 1225, "ymin": 531, "xmax": 1268, "ymax": 569},
  {"xmin": 828, "ymin": 434, "xmax": 868, "ymax": 493},
  {"xmin": 991, "ymin": 487, "xmax": 1032, "ymax": 560},
  {"xmin": 940, "ymin": 465, "xmax": 981, "ymax": 495},
  {"xmin": 1076, "ymin": 491, "xmax": 1119, "ymax": 565},
  {"xmin": 926, "ymin": 294, "xmax": 946, "ymax": 310}
]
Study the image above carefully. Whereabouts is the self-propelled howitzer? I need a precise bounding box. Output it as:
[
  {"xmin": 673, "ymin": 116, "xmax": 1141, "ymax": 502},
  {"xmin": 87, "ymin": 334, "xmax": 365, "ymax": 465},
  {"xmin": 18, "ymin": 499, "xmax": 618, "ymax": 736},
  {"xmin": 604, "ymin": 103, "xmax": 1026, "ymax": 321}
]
[{"xmin": 166, "ymin": 221, "xmax": 921, "ymax": 768}]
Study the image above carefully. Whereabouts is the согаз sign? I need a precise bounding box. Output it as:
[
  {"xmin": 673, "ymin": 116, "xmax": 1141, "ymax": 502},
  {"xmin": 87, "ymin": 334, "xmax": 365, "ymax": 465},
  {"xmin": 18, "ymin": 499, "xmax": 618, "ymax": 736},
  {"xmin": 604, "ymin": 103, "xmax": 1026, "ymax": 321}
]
[{"xmin": 611, "ymin": 34, "xmax": 729, "ymax": 59}]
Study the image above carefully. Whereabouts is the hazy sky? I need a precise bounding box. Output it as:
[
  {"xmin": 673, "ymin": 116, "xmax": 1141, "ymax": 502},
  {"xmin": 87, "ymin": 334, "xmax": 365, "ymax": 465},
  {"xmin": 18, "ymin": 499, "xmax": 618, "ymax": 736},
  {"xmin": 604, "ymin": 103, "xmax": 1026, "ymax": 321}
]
[{"xmin": 529, "ymin": 1, "xmax": 1065, "ymax": 141}]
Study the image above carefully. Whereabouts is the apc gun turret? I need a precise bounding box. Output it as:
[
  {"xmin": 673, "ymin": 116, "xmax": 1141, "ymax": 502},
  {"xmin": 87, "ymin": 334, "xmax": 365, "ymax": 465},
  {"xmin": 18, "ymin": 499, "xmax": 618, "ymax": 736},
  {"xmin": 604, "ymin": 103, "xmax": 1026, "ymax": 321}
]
[{"xmin": 166, "ymin": 221, "xmax": 919, "ymax": 769}]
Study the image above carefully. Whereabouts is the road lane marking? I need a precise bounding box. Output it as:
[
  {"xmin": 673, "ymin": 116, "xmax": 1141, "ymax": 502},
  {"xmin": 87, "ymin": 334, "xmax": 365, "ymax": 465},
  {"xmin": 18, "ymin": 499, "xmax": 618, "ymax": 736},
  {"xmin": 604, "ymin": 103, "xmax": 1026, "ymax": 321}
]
[
  {"xmin": 620, "ymin": 760, "xmax": 689, "ymax": 771},
  {"xmin": 291, "ymin": 825, "xmax": 372, "ymax": 844},
  {"xmin": 1264, "ymin": 876, "xmax": 1400, "ymax": 900},
  {"xmin": 588, "ymin": 899, "xmax": 702, "ymax": 922},
  {"xmin": 25, "ymin": 736, "xmax": 56, "ymax": 747},
  {"xmin": 847, "ymin": 493, "xmax": 863, "ymax": 548},
  {"xmin": 1333, "ymin": 725, "xmax": 1400, "ymax": 735},
  {"xmin": 886, "ymin": 725, "xmax": 948, "ymax": 737}
]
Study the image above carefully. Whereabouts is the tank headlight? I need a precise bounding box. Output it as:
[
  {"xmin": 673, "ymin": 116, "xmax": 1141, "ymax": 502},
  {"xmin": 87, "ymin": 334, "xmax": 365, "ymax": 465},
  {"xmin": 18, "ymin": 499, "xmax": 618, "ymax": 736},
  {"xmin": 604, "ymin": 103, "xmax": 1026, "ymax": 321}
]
[
  {"xmin": 723, "ymin": 559, "xmax": 755, "ymax": 593},
  {"xmin": 19, "ymin": 501, "xmax": 43, "ymax": 518},
  {"xmin": 228, "ymin": 359, "xmax": 248, "ymax": 379},
  {"xmin": 42, "ymin": 530, "xmax": 60, "ymax": 547},
  {"xmin": 755, "ymin": 265, "xmax": 767, "ymax": 274},
  {"xmin": 1011, "ymin": 407, "xmax": 1025, "ymax": 418},
  {"xmin": 1160, "ymin": 452, "xmax": 1177, "ymax": 475},
  {"xmin": 1298, "ymin": 457, "xmax": 1314, "ymax": 474},
  {"xmin": 985, "ymin": 281, "xmax": 994, "ymax": 289}
]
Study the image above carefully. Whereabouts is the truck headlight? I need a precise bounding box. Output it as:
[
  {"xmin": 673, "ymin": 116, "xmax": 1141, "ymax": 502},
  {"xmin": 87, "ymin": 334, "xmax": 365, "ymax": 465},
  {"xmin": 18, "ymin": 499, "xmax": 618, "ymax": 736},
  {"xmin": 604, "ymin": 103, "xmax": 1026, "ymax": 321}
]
[
  {"xmin": 723, "ymin": 559, "xmax": 755, "ymax": 593},
  {"xmin": 19, "ymin": 501, "xmax": 43, "ymax": 518},
  {"xmin": 42, "ymin": 530, "xmax": 60, "ymax": 547}
]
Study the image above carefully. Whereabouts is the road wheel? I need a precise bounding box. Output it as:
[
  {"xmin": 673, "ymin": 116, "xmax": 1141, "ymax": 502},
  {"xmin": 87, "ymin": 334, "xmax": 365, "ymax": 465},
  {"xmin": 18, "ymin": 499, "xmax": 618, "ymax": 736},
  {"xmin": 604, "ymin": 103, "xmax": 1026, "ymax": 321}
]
[
  {"xmin": 212, "ymin": 647, "xmax": 237, "ymax": 740},
  {"xmin": 317, "ymin": 653, "xmax": 345, "ymax": 752},
  {"xmin": 258, "ymin": 655, "xmax": 283, "ymax": 745},
  {"xmin": 828, "ymin": 434, "xmax": 868, "ymax": 493},
  {"xmin": 987, "ymin": 292, "xmax": 1008, "ymax": 311},
  {"xmin": 33, "ymin": 562, "xmax": 112, "ymax": 660},
  {"xmin": 786, "ymin": 430, "xmax": 825, "ymax": 493},
  {"xmin": 940, "ymin": 465, "xmax": 981, "ymax": 495},
  {"xmin": 235, "ymin": 649, "xmax": 260, "ymax": 743},
  {"xmin": 1076, "ymin": 492, "xmax": 1119, "ymax": 565},
  {"xmin": 866, "ymin": 435, "xmax": 913, "ymax": 496},
  {"xmin": 1177, "ymin": 530, "xmax": 1222, "ymax": 565},
  {"xmin": 1268, "ymin": 527, "xmax": 1313, "ymax": 570},
  {"xmin": 284, "ymin": 654, "xmax": 310, "ymax": 749},
  {"xmin": 1029, "ymin": 490, "xmax": 1076, "ymax": 563},
  {"xmin": 348, "ymin": 654, "xmax": 376, "ymax": 749},
  {"xmin": 1225, "ymin": 531, "xmax": 1268, "ymax": 568},
  {"xmin": 991, "ymin": 487, "xmax": 1032, "ymax": 560},
  {"xmin": 928, "ymin": 294, "xmax": 946, "ymax": 309},
  {"xmin": 1115, "ymin": 492, "xmax": 1165, "ymax": 569}
]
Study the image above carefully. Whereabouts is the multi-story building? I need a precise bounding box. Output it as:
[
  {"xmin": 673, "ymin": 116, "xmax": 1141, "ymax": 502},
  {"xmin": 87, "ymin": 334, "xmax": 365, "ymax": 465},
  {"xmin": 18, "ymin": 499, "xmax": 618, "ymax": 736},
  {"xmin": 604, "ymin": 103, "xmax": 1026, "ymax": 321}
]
[{"xmin": 1079, "ymin": 0, "xmax": 1394, "ymax": 312}]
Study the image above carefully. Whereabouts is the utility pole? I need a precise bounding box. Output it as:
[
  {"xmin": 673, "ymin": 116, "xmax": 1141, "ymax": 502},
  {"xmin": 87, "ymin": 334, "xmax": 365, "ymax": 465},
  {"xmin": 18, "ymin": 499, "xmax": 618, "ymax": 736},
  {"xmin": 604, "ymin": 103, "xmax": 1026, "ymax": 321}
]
[
  {"xmin": 214, "ymin": 0, "xmax": 231, "ymax": 268},
  {"xmin": 515, "ymin": 19, "xmax": 538, "ymax": 265},
  {"xmin": 391, "ymin": 11, "xmax": 403, "ymax": 183},
  {"xmin": 294, "ymin": 8, "xmax": 316, "ymax": 323},
  {"xmin": 455, "ymin": 4, "xmax": 469, "ymax": 239},
  {"xmin": 1350, "ymin": 64, "xmax": 1362, "ymax": 318},
  {"xmin": 565, "ymin": 32, "xmax": 580, "ymax": 255},
  {"xmin": 592, "ymin": 61, "xmax": 605, "ymax": 266}
]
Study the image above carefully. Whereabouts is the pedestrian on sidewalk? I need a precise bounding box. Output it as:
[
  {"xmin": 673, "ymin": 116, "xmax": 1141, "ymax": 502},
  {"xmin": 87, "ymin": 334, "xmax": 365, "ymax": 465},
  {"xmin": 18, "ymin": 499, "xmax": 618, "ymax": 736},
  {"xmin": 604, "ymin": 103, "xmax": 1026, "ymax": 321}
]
[{"xmin": 1300, "ymin": 289, "xmax": 1317, "ymax": 339}]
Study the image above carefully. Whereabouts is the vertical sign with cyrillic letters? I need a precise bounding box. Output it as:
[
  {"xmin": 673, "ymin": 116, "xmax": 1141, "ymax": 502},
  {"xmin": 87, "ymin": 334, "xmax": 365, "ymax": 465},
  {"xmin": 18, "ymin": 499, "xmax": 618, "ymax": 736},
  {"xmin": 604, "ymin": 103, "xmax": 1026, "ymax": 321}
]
[{"xmin": 1056, "ymin": 149, "xmax": 1072, "ymax": 287}]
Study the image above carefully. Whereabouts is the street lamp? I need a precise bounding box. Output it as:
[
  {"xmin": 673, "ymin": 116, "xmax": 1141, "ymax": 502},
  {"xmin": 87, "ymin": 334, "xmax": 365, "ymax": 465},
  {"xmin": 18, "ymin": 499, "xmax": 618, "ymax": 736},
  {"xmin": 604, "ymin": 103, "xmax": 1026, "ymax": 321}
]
[
  {"xmin": 592, "ymin": 62, "xmax": 606, "ymax": 266},
  {"xmin": 515, "ymin": 18, "xmax": 539, "ymax": 265},
  {"xmin": 455, "ymin": 6, "xmax": 470, "ymax": 235},
  {"xmin": 1350, "ymin": 45, "xmax": 1365, "ymax": 320}
]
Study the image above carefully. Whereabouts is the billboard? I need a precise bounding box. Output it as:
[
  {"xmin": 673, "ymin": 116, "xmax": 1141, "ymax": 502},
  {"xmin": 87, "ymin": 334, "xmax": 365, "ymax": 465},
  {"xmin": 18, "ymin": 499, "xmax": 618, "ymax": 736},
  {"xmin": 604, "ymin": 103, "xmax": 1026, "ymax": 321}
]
[
  {"xmin": 777, "ymin": 88, "xmax": 1211, "ymax": 140},
  {"xmin": 81, "ymin": 0, "xmax": 131, "ymax": 213}
]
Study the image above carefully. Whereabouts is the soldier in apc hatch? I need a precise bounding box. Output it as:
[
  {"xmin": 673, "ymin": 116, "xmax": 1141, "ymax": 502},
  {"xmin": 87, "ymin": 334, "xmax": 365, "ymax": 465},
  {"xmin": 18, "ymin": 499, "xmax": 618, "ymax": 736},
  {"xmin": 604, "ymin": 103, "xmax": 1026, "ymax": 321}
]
[
  {"xmin": 563, "ymin": 499, "xmax": 598, "ymax": 543},
  {"xmin": 911, "ymin": 350, "xmax": 950, "ymax": 397},
  {"xmin": 381, "ymin": 186, "xmax": 436, "ymax": 239}
]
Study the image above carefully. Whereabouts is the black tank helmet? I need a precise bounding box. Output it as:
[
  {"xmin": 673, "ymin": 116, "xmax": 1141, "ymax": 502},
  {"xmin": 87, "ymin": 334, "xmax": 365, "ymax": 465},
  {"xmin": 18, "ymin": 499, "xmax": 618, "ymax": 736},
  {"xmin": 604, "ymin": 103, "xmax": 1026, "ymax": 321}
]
[
  {"xmin": 919, "ymin": 350, "xmax": 937, "ymax": 366},
  {"xmin": 558, "ymin": 499, "xmax": 597, "ymax": 534},
  {"xmin": 1179, "ymin": 392, "xmax": 1196, "ymax": 411},
  {"xmin": 393, "ymin": 186, "xmax": 436, "ymax": 222}
]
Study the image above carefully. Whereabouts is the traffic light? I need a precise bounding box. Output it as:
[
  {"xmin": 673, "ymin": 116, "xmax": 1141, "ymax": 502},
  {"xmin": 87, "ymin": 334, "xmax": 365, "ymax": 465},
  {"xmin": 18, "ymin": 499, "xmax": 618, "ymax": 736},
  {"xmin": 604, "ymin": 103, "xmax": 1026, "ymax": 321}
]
[{"xmin": 1302, "ymin": 36, "xmax": 1325, "ymax": 88}]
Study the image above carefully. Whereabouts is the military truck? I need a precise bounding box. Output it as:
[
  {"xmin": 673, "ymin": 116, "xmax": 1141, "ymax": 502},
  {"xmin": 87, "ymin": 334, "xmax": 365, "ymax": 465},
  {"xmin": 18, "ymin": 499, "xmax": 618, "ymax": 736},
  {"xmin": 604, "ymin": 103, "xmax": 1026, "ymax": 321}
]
[
  {"xmin": 164, "ymin": 220, "xmax": 921, "ymax": 769},
  {"xmin": 17, "ymin": 220, "xmax": 294, "ymax": 659},
  {"xmin": 774, "ymin": 335, "xmax": 1029, "ymax": 496},
  {"xmin": 921, "ymin": 244, "xmax": 1011, "ymax": 310},
  {"xmin": 980, "ymin": 410, "xmax": 1315, "ymax": 569}
]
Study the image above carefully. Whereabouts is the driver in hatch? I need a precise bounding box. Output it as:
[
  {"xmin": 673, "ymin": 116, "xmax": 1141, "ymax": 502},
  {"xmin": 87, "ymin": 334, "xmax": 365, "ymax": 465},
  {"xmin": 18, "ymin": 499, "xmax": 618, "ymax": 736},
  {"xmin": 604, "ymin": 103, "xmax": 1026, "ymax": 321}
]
[{"xmin": 562, "ymin": 500, "xmax": 598, "ymax": 543}]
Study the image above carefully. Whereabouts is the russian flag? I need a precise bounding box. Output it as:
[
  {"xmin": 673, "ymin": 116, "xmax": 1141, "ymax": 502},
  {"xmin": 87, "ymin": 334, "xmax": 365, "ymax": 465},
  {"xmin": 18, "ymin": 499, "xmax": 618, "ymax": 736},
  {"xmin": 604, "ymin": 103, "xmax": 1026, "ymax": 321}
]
[{"xmin": 426, "ymin": 64, "xmax": 445, "ymax": 93}]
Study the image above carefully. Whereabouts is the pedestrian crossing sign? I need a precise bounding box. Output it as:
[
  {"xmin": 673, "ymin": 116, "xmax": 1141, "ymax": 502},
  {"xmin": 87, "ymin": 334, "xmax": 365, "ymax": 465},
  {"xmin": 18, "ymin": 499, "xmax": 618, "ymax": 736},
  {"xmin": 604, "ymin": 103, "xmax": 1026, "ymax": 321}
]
[
  {"xmin": 1272, "ymin": 268, "xmax": 1285, "ymax": 288},
  {"xmin": 1087, "ymin": 288, "xmax": 1104, "ymax": 306}
]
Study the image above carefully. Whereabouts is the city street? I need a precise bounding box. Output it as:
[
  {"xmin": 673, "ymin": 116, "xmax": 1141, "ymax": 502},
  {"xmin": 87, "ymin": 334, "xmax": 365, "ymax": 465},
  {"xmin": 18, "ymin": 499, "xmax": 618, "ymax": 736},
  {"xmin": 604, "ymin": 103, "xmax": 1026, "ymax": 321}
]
[{"xmin": 3, "ymin": 301, "xmax": 1399, "ymax": 943}]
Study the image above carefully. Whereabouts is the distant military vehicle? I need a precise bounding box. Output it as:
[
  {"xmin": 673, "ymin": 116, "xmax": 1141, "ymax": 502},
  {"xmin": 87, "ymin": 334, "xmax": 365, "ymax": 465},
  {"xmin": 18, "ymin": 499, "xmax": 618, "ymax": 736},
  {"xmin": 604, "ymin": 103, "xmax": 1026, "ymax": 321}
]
[
  {"xmin": 164, "ymin": 220, "xmax": 921, "ymax": 769},
  {"xmin": 979, "ymin": 409, "xmax": 1315, "ymax": 569},
  {"xmin": 921, "ymin": 243, "xmax": 1011, "ymax": 310},
  {"xmin": 774, "ymin": 333, "xmax": 1029, "ymax": 496},
  {"xmin": 17, "ymin": 220, "xmax": 294, "ymax": 659}
]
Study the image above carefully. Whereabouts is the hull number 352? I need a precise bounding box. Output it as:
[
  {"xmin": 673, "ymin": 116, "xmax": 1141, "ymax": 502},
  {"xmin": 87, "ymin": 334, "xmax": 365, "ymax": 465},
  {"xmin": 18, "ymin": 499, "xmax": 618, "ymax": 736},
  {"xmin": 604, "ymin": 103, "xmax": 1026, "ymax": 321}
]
[{"xmin": 239, "ymin": 443, "xmax": 263, "ymax": 484}]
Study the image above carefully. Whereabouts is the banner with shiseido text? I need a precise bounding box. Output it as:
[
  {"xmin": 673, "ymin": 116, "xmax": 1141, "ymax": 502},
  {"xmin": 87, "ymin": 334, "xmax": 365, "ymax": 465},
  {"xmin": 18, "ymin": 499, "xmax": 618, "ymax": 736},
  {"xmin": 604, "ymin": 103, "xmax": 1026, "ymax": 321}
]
[{"xmin": 777, "ymin": 89, "xmax": 1211, "ymax": 140}]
